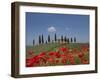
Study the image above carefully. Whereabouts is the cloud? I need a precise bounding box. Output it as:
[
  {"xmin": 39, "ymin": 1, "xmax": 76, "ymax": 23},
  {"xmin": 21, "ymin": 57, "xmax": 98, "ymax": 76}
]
[{"xmin": 48, "ymin": 26, "xmax": 56, "ymax": 32}]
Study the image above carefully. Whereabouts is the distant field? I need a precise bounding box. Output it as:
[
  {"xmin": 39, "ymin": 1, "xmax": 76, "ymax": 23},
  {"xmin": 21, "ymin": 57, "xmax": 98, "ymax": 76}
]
[
  {"xmin": 26, "ymin": 43, "xmax": 60, "ymax": 57},
  {"xmin": 26, "ymin": 43, "xmax": 89, "ymax": 67}
]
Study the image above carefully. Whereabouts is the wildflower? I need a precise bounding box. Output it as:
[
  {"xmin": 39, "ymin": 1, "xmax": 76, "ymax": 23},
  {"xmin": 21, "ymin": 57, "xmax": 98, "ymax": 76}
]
[
  {"xmin": 48, "ymin": 58, "xmax": 54, "ymax": 63},
  {"xmin": 61, "ymin": 59, "xmax": 67, "ymax": 64},
  {"xmin": 48, "ymin": 52, "xmax": 55, "ymax": 56},
  {"xmin": 60, "ymin": 47, "xmax": 68, "ymax": 52},
  {"xmin": 55, "ymin": 52, "xmax": 61, "ymax": 58},
  {"xmin": 82, "ymin": 60, "xmax": 89, "ymax": 64},
  {"xmin": 78, "ymin": 52, "xmax": 84, "ymax": 58},
  {"xmin": 56, "ymin": 60, "xmax": 60, "ymax": 64}
]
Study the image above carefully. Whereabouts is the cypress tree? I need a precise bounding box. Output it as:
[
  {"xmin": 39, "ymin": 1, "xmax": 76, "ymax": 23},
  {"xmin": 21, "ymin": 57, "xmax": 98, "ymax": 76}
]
[
  {"xmin": 55, "ymin": 33, "xmax": 57, "ymax": 42},
  {"xmin": 45, "ymin": 40, "xmax": 47, "ymax": 44},
  {"xmin": 48, "ymin": 35, "xmax": 50, "ymax": 43},
  {"xmin": 39, "ymin": 35, "xmax": 41, "ymax": 44},
  {"xmin": 61, "ymin": 35, "xmax": 63, "ymax": 43},
  {"xmin": 71, "ymin": 37, "xmax": 73, "ymax": 43},
  {"xmin": 74, "ymin": 37, "xmax": 76, "ymax": 43},
  {"xmin": 42, "ymin": 34, "xmax": 44, "ymax": 44},
  {"xmin": 67, "ymin": 38, "xmax": 69, "ymax": 43},
  {"xmin": 64, "ymin": 36, "xmax": 67, "ymax": 43},
  {"xmin": 33, "ymin": 39, "xmax": 35, "ymax": 45}
]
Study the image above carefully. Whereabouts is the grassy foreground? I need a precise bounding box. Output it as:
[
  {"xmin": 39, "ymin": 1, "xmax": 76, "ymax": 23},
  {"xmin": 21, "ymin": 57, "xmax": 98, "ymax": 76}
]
[{"xmin": 26, "ymin": 43, "xmax": 89, "ymax": 67}]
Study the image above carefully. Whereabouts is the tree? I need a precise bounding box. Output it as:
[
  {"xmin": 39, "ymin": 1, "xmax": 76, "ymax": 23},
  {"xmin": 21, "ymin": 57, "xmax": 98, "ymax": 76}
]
[
  {"xmin": 33, "ymin": 39, "xmax": 35, "ymax": 45},
  {"xmin": 55, "ymin": 33, "xmax": 57, "ymax": 42},
  {"xmin": 67, "ymin": 38, "xmax": 69, "ymax": 43},
  {"xmin": 42, "ymin": 34, "xmax": 44, "ymax": 44},
  {"xmin": 48, "ymin": 35, "xmax": 50, "ymax": 43},
  {"xmin": 39, "ymin": 35, "xmax": 41, "ymax": 44},
  {"xmin": 74, "ymin": 37, "xmax": 76, "ymax": 43},
  {"xmin": 71, "ymin": 37, "xmax": 73, "ymax": 43},
  {"xmin": 64, "ymin": 36, "xmax": 67, "ymax": 43},
  {"xmin": 45, "ymin": 40, "xmax": 47, "ymax": 44},
  {"xmin": 61, "ymin": 35, "xmax": 63, "ymax": 43}
]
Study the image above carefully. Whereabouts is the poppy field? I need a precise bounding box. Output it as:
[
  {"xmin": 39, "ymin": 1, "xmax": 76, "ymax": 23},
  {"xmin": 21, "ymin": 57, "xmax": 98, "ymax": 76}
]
[{"xmin": 26, "ymin": 43, "xmax": 89, "ymax": 67}]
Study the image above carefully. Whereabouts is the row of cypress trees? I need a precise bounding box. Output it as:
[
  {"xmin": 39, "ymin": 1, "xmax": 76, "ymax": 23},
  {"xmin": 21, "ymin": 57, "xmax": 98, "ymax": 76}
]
[{"xmin": 33, "ymin": 33, "xmax": 76, "ymax": 45}]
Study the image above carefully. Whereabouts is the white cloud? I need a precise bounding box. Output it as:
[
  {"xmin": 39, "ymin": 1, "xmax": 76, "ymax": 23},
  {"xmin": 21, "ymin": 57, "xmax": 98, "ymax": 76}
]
[{"xmin": 48, "ymin": 26, "xmax": 56, "ymax": 32}]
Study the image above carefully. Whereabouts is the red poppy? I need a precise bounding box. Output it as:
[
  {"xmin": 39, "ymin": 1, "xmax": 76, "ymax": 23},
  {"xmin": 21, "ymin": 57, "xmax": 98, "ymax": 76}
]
[
  {"xmin": 67, "ymin": 54, "xmax": 75, "ymax": 65},
  {"xmin": 26, "ymin": 58, "xmax": 36, "ymax": 67},
  {"xmin": 34, "ymin": 55, "xmax": 40, "ymax": 60},
  {"xmin": 60, "ymin": 47, "xmax": 68, "ymax": 52},
  {"xmin": 48, "ymin": 52, "xmax": 55, "ymax": 56},
  {"xmin": 38, "ymin": 52, "xmax": 46, "ymax": 58},
  {"xmin": 61, "ymin": 59, "xmax": 67, "ymax": 64},
  {"xmin": 55, "ymin": 52, "xmax": 61, "ymax": 58},
  {"xmin": 61, "ymin": 54, "xmax": 67, "ymax": 59},
  {"xmin": 70, "ymin": 60, "xmax": 75, "ymax": 65},
  {"xmin": 26, "ymin": 62, "xmax": 33, "ymax": 67},
  {"xmin": 68, "ymin": 53, "xmax": 74, "ymax": 59},
  {"xmin": 78, "ymin": 52, "xmax": 84, "ymax": 58},
  {"xmin": 81, "ymin": 45, "xmax": 89, "ymax": 52},
  {"xmin": 82, "ymin": 60, "xmax": 89, "ymax": 64},
  {"xmin": 56, "ymin": 60, "xmax": 59, "ymax": 64},
  {"xmin": 47, "ymin": 58, "xmax": 55, "ymax": 63}
]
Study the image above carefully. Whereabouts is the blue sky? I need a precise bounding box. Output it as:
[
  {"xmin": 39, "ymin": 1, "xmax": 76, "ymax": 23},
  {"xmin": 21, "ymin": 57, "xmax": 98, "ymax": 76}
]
[{"xmin": 26, "ymin": 12, "xmax": 89, "ymax": 46}]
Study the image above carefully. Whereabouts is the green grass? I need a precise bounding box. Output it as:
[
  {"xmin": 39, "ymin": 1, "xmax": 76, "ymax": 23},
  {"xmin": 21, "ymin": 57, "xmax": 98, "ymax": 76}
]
[
  {"xmin": 74, "ymin": 56, "xmax": 81, "ymax": 64},
  {"xmin": 26, "ymin": 43, "xmax": 89, "ymax": 66},
  {"xmin": 26, "ymin": 43, "xmax": 61, "ymax": 57},
  {"xmin": 83, "ymin": 52, "xmax": 89, "ymax": 61},
  {"xmin": 66, "ymin": 59, "xmax": 70, "ymax": 65},
  {"xmin": 26, "ymin": 43, "xmax": 89, "ymax": 58}
]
